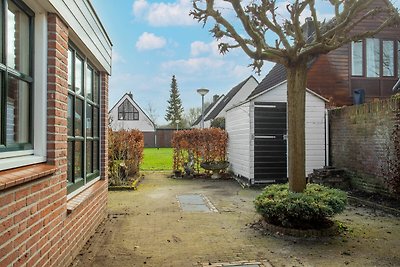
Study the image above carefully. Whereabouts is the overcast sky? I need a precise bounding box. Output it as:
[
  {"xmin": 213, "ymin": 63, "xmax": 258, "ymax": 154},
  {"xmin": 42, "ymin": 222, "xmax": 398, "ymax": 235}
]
[{"xmin": 91, "ymin": 0, "xmax": 400, "ymax": 125}]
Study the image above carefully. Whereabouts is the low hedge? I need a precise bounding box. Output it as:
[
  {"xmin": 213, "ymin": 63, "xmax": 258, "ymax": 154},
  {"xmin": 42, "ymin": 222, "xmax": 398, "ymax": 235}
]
[
  {"xmin": 108, "ymin": 129, "xmax": 144, "ymax": 185},
  {"xmin": 254, "ymin": 183, "xmax": 347, "ymax": 229},
  {"xmin": 172, "ymin": 128, "xmax": 228, "ymax": 173}
]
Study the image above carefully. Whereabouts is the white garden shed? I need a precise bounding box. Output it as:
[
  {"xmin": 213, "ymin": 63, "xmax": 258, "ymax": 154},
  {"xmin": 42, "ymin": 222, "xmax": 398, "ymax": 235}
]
[{"xmin": 226, "ymin": 78, "xmax": 328, "ymax": 185}]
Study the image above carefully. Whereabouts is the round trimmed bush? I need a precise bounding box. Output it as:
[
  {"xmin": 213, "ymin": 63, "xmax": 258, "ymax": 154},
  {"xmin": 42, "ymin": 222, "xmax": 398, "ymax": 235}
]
[{"xmin": 254, "ymin": 183, "xmax": 347, "ymax": 229}]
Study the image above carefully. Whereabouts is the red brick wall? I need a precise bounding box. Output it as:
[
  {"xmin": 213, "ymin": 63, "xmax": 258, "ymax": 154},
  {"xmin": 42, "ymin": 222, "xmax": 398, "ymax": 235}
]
[
  {"xmin": 329, "ymin": 96, "xmax": 400, "ymax": 195},
  {"xmin": 0, "ymin": 13, "xmax": 108, "ymax": 266}
]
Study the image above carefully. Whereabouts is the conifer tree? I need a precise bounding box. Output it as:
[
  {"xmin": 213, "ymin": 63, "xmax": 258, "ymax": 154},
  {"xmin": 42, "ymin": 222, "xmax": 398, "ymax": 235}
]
[{"xmin": 165, "ymin": 75, "xmax": 184, "ymax": 126}]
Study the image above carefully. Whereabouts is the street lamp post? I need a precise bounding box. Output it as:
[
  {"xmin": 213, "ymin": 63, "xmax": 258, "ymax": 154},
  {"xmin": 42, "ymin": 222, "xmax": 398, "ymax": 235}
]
[
  {"xmin": 175, "ymin": 119, "xmax": 180, "ymax": 131},
  {"xmin": 197, "ymin": 88, "xmax": 209, "ymax": 129}
]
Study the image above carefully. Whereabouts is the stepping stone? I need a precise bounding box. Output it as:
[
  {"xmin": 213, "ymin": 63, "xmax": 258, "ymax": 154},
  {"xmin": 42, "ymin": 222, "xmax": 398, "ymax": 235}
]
[{"xmin": 177, "ymin": 194, "xmax": 217, "ymax": 212}]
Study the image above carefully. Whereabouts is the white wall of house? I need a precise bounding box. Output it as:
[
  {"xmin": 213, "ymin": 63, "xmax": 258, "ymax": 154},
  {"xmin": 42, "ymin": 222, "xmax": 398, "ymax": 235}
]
[
  {"xmin": 226, "ymin": 81, "xmax": 327, "ymax": 184},
  {"xmin": 109, "ymin": 94, "xmax": 155, "ymax": 132}
]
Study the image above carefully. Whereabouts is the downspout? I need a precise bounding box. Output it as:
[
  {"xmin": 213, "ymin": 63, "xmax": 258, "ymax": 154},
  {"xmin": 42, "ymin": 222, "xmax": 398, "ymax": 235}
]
[
  {"xmin": 325, "ymin": 109, "xmax": 330, "ymax": 167},
  {"xmin": 250, "ymin": 101, "xmax": 254, "ymax": 185}
]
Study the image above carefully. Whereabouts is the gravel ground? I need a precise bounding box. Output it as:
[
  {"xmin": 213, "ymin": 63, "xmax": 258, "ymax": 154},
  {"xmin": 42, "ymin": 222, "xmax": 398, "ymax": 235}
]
[{"xmin": 71, "ymin": 172, "xmax": 400, "ymax": 267}]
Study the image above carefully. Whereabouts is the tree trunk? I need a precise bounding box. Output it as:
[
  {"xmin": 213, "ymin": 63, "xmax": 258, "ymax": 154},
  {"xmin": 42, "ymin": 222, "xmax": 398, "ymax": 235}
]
[{"xmin": 286, "ymin": 60, "xmax": 308, "ymax": 193}]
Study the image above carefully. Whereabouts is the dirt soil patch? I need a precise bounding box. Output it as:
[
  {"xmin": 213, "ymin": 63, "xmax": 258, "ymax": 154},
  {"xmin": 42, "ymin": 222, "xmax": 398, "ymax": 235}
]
[{"xmin": 71, "ymin": 172, "xmax": 400, "ymax": 267}]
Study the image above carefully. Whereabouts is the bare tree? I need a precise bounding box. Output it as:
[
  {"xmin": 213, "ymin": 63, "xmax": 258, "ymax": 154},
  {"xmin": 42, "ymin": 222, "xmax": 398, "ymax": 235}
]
[
  {"xmin": 145, "ymin": 102, "xmax": 159, "ymax": 127},
  {"xmin": 191, "ymin": 0, "xmax": 399, "ymax": 192},
  {"xmin": 184, "ymin": 107, "xmax": 202, "ymax": 127}
]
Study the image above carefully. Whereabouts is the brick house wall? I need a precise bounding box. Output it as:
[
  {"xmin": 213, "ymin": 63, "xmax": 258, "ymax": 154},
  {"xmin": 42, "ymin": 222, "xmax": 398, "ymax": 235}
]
[
  {"xmin": 329, "ymin": 96, "xmax": 400, "ymax": 195},
  {"xmin": 0, "ymin": 12, "xmax": 109, "ymax": 267}
]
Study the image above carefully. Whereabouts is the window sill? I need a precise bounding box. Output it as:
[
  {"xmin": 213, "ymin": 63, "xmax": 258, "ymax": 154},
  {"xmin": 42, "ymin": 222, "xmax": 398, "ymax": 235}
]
[
  {"xmin": 67, "ymin": 179, "xmax": 106, "ymax": 215},
  {"xmin": 0, "ymin": 163, "xmax": 57, "ymax": 191},
  {"xmin": 0, "ymin": 155, "xmax": 46, "ymax": 171}
]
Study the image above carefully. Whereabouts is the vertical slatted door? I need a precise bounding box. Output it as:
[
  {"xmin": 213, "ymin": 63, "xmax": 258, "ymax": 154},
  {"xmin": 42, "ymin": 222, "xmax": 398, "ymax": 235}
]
[{"xmin": 254, "ymin": 102, "xmax": 287, "ymax": 183}]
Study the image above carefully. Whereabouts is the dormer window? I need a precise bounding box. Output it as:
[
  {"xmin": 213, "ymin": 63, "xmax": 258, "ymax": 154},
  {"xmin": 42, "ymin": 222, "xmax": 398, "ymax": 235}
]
[{"xmin": 118, "ymin": 99, "xmax": 139, "ymax": 120}]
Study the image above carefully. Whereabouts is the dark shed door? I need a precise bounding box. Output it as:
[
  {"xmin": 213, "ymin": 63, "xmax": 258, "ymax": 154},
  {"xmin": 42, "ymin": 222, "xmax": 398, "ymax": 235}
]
[{"xmin": 254, "ymin": 102, "xmax": 287, "ymax": 183}]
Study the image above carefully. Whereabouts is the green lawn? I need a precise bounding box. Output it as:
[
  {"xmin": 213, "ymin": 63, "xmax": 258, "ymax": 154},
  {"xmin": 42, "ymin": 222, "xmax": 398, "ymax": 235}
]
[{"xmin": 140, "ymin": 148, "xmax": 173, "ymax": 171}]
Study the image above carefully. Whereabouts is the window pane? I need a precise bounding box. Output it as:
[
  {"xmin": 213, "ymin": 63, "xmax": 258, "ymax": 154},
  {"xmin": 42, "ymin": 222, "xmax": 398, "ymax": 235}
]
[
  {"xmin": 7, "ymin": 76, "xmax": 30, "ymax": 144},
  {"xmin": 126, "ymin": 101, "xmax": 133, "ymax": 112},
  {"xmin": 86, "ymin": 67, "xmax": 93, "ymax": 100},
  {"xmin": 383, "ymin": 41, "xmax": 394, "ymax": 77},
  {"xmin": 366, "ymin": 38, "xmax": 380, "ymax": 77},
  {"xmin": 75, "ymin": 56, "xmax": 83, "ymax": 95},
  {"xmin": 75, "ymin": 98, "xmax": 83, "ymax": 136},
  {"xmin": 68, "ymin": 141, "xmax": 73, "ymax": 183},
  {"xmin": 352, "ymin": 41, "xmax": 363, "ymax": 76},
  {"xmin": 86, "ymin": 141, "xmax": 92, "ymax": 174},
  {"xmin": 93, "ymin": 140, "xmax": 99, "ymax": 172},
  {"xmin": 134, "ymin": 112, "xmax": 139, "ymax": 120},
  {"xmin": 94, "ymin": 73, "xmax": 99, "ymax": 103},
  {"xmin": 86, "ymin": 104, "xmax": 92, "ymax": 137},
  {"xmin": 398, "ymin": 41, "xmax": 400, "ymax": 78},
  {"xmin": 0, "ymin": 1, "xmax": 2, "ymax": 61},
  {"xmin": 68, "ymin": 49, "xmax": 73, "ymax": 91},
  {"xmin": 7, "ymin": 1, "xmax": 30, "ymax": 74},
  {"xmin": 0, "ymin": 73, "xmax": 2, "ymax": 145},
  {"xmin": 74, "ymin": 141, "xmax": 83, "ymax": 179},
  {"xmin": 93, "ymin": 107, "xmax": 99, "ymax": 137},
  {"xmin": 67, "ymin": 95, "xmax": 73, "ymax": 136}
]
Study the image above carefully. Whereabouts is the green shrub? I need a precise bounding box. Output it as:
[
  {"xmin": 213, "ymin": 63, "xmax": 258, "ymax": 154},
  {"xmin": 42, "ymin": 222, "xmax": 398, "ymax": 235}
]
[
  {"xmin": 210, "ymin": 117, "xmax": 225, "ymax": 129},
  {"xmin": 254, "ymin": 183, "xmax": 347, "ymax": 229}
]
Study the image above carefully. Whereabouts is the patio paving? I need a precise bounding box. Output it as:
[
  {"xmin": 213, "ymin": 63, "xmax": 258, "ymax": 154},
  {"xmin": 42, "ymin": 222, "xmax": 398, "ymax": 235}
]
[{"xmin": 71, "ymin": 172, "xmax": 400, "ymax": 267}]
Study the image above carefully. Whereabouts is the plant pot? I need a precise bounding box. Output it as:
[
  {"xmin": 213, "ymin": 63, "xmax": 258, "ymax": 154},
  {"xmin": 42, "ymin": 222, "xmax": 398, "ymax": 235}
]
[
  {"xmin": 174, "ymin": 170, "xmax": 182, "ymax": 178},
  {"xmin": 200, "ymin": 161, "xmax": 229, "ymax": 179}
]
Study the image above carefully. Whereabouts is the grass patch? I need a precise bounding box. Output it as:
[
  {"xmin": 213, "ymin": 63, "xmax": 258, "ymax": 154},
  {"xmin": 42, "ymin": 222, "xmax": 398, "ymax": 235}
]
[{"xmin": 140, "ymin": 148, "xmax": 173, "ymax": 171}]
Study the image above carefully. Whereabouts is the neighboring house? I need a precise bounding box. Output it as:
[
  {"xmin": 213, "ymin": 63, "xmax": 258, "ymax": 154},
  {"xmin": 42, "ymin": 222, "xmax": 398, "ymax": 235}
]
[
  {"xmin": 298, "ymin": 0, "xmax": 399, "ymax": 105},
  {"xmin": 191, "ymin": 94, "xmax": 224, "ymax": 128},
  {"xmin": 248, "ymin": 0, "xmax": 400, "ymax": 107},
  {"xmin": 192, "ymin": 75, "xmax": 259, "ymax": 128},
  {"xmin": 0, "ymin": 1, "xmax": 112, "ymax": 266},
  {"xmin": 109, "ymin": 93, "xmax": 156, "ymax": 147}
]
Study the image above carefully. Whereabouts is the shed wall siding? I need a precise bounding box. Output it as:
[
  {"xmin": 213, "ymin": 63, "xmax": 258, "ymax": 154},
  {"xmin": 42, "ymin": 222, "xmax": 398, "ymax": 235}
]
[
  {"xmin": 226, "ymin": 103, "xmax": 251, "ymax": 180},
  {"xmin": 254, "ymin": 83, "xmax": 326, "ymax": 175}
]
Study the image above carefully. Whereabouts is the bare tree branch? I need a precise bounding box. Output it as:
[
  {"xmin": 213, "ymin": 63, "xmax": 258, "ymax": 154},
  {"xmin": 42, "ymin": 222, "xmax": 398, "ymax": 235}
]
[{"xmin": 191, "ymin": 0, "xmax": 400, "ymax": 70}]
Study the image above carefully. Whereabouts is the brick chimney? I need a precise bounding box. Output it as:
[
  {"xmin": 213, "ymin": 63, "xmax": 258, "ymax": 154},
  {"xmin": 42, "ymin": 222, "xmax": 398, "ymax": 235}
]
[
  {"xmin": 127, "ymin": 91, "xmax": 133, "ymax": 99},
  {"xmin": 303, "ymin": 17, "xmax": 315, "ymax": 41},
  {"xmin": 213, "ymin": 94, "xmax": 219, "ymax": 103}
]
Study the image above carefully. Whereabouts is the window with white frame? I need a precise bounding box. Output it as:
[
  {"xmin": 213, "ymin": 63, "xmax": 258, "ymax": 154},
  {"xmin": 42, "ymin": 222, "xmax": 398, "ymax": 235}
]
[
  {"xmin": 0, "ymin": 0, "xmax": 34, "ymax": 154},
  {"xmin": 67, "ymin": 45, "xmax": 100, "ymax": 194}
]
